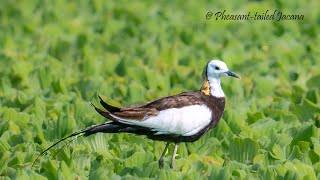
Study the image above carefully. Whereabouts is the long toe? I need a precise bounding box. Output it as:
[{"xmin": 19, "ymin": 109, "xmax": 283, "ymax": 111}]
[
  {"xmin": 169, "ymin": 160, "xmax": 174, "ymax": 169},
  {"xmin": 159, "ymin": 159, "xmax": 164, "ymax": 169}
]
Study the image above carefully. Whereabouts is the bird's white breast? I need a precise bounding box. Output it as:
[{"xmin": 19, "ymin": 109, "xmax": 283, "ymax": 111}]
[{"xmin": 113, "ymin": 105, "xmax": 212, "ymax": 136}]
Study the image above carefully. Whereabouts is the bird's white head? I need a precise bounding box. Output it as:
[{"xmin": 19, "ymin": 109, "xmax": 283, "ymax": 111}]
[
  {"xmin": 206, "ymin": 60, "xmax": 240, "ymax": 79},
  {"xmin": 201, "ymin": 60, "xmax": 240, "ymax": 97}
]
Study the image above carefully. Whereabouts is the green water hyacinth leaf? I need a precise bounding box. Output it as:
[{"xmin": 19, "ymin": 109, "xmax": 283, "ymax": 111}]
[
  {"xmin": 42, "ymin": 160, "xmax": 59, "ymax": 180},
  {"xmin": 288, "ymin": 146, "xmax": 303, "ymax": 160},
  {"xmin": 311, "ymin": 137, "xmax": 320, "ymax": 157},
  {"xmin": 123, "ymin": 151, "xmax": 154, "ymax": 168},
  {"xmin": 216, "ymin": 165, "xmax": 232, "ymax": 180},
  {"xmin": 84, "ymin": 134, "xmax": 111, "ymax": 157},
  {"xmin": 56, "ymin": 113, "xmax": 76, "ymax": 139},
  {"xmin": 8, "ymin": 151, "xmax": 25, "ymax": 167},
  {"xmin": 57, "ymin": 161, "xmax": 73, "ymax": 180},
  {"xmin": 145, "ymin": 68, "xmax": 159, "ymax": 90},
  {"xmin": 229, "ymin": 137, "xmax": 260, "ymax": 163},
  {"xmin": 284, "ymin": 160, "xmax": 317, "ymax": 179},
  {"xmin": 115, "ymin": 58, "xmax": 127, "ymax": 77},
  {"xmin": 0, "ymin": 0, "xmax": 319, "ymax": 179},
  {"xmin": 247, "ymin": 112, "xmax": 265, "ymax": 125},
  {"xmin": 290, "ymin": 99, "xmax": 320, "ymax": 121},
  {"xmin": 232, "ymin": 169, "xmax": 247, "ymax": 179},
  {"xmin": 209, "ymin": 165, "xmax": 223, "ymax": 179},
  {"xmin": 254, "ymin": 76, "xmax": 276, "ymax": 97},
  {"xmin": 270, "ymin": 144, "xmax": 285, "ymax": 160},
  {"xmin": 306, "ymin": 89, "xmax": 318, "ymax": 104},
  {"xmin": 0, "ymin": 151, "xmax": 10, "ymax": 175},
  {"xmin": 186, "ymin": 137, "xmax": 222, "ymax": 157},
  {"xmin": 250, "ymin": 118, "xmax": 279, "ymax": 137},
  {"xmin": 34, "ymin": 97, "xmax": 46, "ymax": 124},
  {"xmin": 253, "ymin": 153, "xmax": 269, "ymax": 167},
  {"xmin": 143, "ymin": 161, "xmax": 160, "ymax": 177},
  {"xmin": 38, "ymin": 66, "xmax": 53, "ymax": 90},
  {"xmin": 296, "ymin": 141, "xmax": 310, "ymax": 152},
  {"xmin": 314, "ymin": 162, "xmax": 320, "ymax": 177},
  {"xmin": 309, "ymin": 150, "xmax": 320, "ymax": 165},
  {"xmin": 127, "ymin": 66, "xmax": 146, "ymax": 83},
  {"xmin": 127, "ymin": 81, "xmax": 146, "ymax": 103},
  {"xmin": 306, "ymin": 74, "xmax": 320, "ymax": 89},
  {"xmin": 3, "ymin": 108, "xmax": 30, "ymax": 131},
  {"xmin": 210, "ymin": 119, "xmax": 233, "ymax": 140},
  {"xmin": 283, "ymin": 169, "xmax": 303, "ymax": 180},
  {"xmin": 89, "ymin": 166, "xmax": 120, "ymax": 180},
  {"xmin": 13, "ymin": 169, "xmax": 47, "ymax": 180},
  {"xmin": 290, "ymin": 124, "xmax": 317, "ymax": 148}
]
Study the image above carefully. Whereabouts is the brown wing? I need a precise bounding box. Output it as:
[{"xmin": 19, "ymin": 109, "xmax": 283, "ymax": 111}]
[
  {"xmin": 111, "ymin": 107, "xmax": 159, "ymax": 120},
  {"xmin": 139, "ymin": 91, "xmax": 204, "ymax": 110},
  {"xmin": 97, "ymin": 91, "xmax": 205, "ymax": 122}
]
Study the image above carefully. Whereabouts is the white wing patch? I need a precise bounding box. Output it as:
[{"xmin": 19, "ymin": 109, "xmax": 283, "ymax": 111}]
[{"xmin": 110, "ymin": 105, "xmax": 212, "ymax": 136}]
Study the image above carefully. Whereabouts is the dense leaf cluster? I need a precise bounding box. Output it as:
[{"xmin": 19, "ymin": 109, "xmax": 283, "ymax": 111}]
[{"xmin": 0, "ymin": 0, "xmax": 319, "ymax": 179}]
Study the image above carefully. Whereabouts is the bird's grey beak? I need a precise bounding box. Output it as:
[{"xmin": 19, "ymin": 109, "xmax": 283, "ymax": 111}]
[{"xmin": 225, "ymin": 71, "xmax": 240, "ymax": 78}]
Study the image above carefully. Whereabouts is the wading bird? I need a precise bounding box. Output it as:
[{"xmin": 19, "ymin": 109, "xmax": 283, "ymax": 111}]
[{"xmin": 35, "ymin": 60, "xmax": 240, "ymax": 169}]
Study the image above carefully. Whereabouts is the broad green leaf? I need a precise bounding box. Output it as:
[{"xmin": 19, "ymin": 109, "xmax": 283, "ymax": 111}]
[
  {"xmin": 1, "ymin": 1, "xmax": 320, "ymax": 179},
  {"xmin": 34, "ymin": 97, "xmax": 46, "ymax": 124},
  {"xmin": 306, "ymin": 89, "xmax": 318, "ymax": 104},
  {"xmin": 253, "ymin": 153, "xmax": 269, "ymax": 167},
  {"xmin": 288, "ymin": 146, "xmax": 303, "ymax": 160},
  {"xmin": 309, "ymin": 150, "xmax": 320, "ymax": 165},
  {"xmin": 0, "ymin": 136, "xmax": 11, "ymax": 153},
  {"xmin": 210, "ymin": 119, "xmax": 233, "ymax": 140},
  {"xmin": 229, "ymin": 137, "xmax": 260, "ymax": 163},
  {"xmin": 232, "ymin": 169, "xmax": 247, "ymax": 179},
  {"xmin": 290, "ymin": 99, "xmax": 320, "ymax": 121},
  {"xmin": 0, "ymin": 151, "xmax": 10, "ymax": 175},
  {"xmin": 283, "ymin": 169, "xmax": 303, "ymax": 180},
  {"xmin": 306, "ymin": 74, "xmax": 320, "ymax": 89},
  {"xmin": 43, "ymin": 160, "xmax": 58, "ymax": 180},
  {"xmin": 290, "ymin": 85, "xmax": 305, "ymax": 104},
  {"xmin": 247, "ymin": 112, "xmax": 265, "ymax": 125},
  {"xmin": 127, "ymin": 81, "xmax": 146, "ymax": 103},
  {"xmin": 156, "ymin": 169, "xmax": 181, "ymax": 180},
  {"xmin": 89, "ymin": 166, "xmax": 120, "ymax": 180},
  {"xmin": 208, "ymin": 164, "xmax": 223, "ymax": 179},
  {"xmin": 15, "ymin": 169, "xmax": 48, "ymax": 180},
  {"xmin": 311, "ymin": 137, "xmax": 320, "ymax": 156},
  {"xmin": 143, "ymin": 161, "xmax": 160, "ymax": 178},
  {"xmin": 254, "ymin": 76, "xmax": 277, "ymax": 97},
  {"xmin": 216, "ymin": 165, "xmax": 232, "ymax": 180},
  {"xmin": 284, "ymin": 160, "xmax": 317, "ymax": 179},
  {"xmin": 57, "ymin": 161, "xmax": 72, "ymax": 180},
  {"xmin": 270, "ymin": 144, "xmax": 285, "ymax": 160},
  {"xmin": 123, "ymin": 151, "xmax": 154, "ymax": 168},
  {"xmin": 186, "ymin": 137, "xmax": 222, "ymax": 157},
  {"xmin": 115, "ymin": 59, "xmax": 127, "ymax": 77},
  {"xmin": 84, "ymin": 134, "xmax": 112, "ymax": 158},
  {"xmin": 2, "ymin": 108, "xmax": 30, "ymax": 131},
  {"xmin": 290, "ymin": 124, "xmax": 317, "ymax": 148}
]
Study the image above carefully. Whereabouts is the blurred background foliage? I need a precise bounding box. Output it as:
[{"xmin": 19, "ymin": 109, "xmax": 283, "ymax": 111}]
[{"xmin": 0, "ymin": 0, "xmax": 319, "ymax": 179}]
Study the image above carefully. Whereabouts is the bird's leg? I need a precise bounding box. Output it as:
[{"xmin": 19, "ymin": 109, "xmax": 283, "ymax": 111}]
[
  {"xmin": 170, "ymin": 143, "xmax": 179, "ymax": 169},
  {"xmin": 158, "ymin": 142, "xmax": 170, "ymax": 169}
]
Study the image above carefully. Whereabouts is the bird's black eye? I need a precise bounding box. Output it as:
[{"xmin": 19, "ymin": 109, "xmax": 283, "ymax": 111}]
[{"xmin": 215, "ymin": 66, "xmax": 220, "ymax": 70}]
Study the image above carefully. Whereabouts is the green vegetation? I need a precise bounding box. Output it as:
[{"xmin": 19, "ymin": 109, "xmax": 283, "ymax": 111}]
[{"xmin": 0, "ymin": 0, "xmax": 319, "ymax": 179}]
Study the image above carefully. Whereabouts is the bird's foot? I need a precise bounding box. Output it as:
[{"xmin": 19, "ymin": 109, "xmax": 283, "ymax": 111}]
[
  {"xmin": 169, "ymin": 161, "xmax": 174, "ymax": 169},
  {"xmin": 158, "ymin": 158, "xmax": 164, "ymax": 169}
]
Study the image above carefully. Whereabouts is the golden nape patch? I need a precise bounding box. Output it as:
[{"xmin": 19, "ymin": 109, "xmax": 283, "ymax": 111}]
[{"xmin": 201, "ymin": 80, "xmax": 210, "ymax": 95}]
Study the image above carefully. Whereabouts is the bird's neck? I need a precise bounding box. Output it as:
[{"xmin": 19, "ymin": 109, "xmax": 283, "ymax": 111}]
[{"xmin": 201, "ymin": 78, "xmax": 225, "ymax": 97}]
